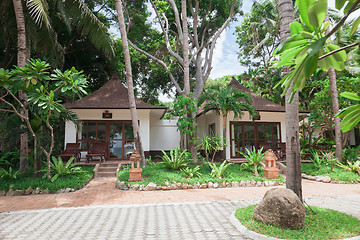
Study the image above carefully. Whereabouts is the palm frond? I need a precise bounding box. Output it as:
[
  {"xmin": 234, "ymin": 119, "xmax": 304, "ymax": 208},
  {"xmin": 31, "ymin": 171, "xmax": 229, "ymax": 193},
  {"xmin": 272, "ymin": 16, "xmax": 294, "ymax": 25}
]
[
  {"xmin": 26, "ymin": 0, "xmax": 50, "ymax": 27},
  {"xmin": 62, "ymin": 0, "xmax": 114, "ymax": 59}
]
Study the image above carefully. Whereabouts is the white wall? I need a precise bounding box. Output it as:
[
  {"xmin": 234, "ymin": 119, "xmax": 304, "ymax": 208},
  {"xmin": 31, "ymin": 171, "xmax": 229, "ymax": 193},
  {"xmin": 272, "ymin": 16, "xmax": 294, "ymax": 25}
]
[
  {"xmin": 65, "ymin": 109, "xmax": 151, "ymax": 151},
  {"xmin": 150, "ymin": 118, "xmax": 180, "ymax": 150}
]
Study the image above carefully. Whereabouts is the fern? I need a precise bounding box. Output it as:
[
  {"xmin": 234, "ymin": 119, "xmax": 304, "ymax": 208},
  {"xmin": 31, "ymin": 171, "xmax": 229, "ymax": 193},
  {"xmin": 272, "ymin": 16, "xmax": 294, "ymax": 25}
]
[
  {"xmin": 160, "ymin": 148, "xmax": 190, "ymax": 170},
  {"xmin": 209, "ymin": 160, "xmax": 232, "ymax": 178}
]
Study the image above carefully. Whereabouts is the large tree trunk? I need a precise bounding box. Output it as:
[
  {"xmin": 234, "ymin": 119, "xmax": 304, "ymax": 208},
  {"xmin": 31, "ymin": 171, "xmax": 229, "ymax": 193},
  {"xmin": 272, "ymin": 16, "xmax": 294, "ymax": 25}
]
[
  {"xmin": 328, "ymin": 67, "xmax": 342, "ymax": 162},
  {"xmin": 278, "ymin": 0, "xmax": 302, "ymax": 200},
  {"xmin": 13, "ymin": 0, "xmax": 29, "ymax": 173},
  {"xmin": 114, "ymin": 0, "xmax": 146, "ymax": 165}
]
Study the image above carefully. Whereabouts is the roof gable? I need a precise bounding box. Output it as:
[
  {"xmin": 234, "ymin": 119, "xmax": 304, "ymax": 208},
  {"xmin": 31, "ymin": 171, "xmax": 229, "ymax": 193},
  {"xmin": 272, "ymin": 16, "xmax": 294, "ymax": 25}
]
[
  {"xmin": 65, "ymin": 74, "xmax": 167, "ymax": 110},
  {"xmin": 228, "ymin": 77, "xmax": 286, "ymax": 112}
]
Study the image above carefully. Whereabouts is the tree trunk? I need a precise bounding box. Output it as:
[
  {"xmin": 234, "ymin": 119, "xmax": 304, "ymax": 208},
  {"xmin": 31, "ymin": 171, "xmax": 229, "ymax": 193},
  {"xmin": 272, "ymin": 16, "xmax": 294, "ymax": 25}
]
[
  {"xmin": 278, "ymin": 0, "xmax": 302, "ymax": 200},
  {"xmin": 328, "ymin": 66, "xmax": 342, "ymax": 163},
  {"xmin": 12, "ymin": 0, "xmax": 29, "ymax": 174},
  {"xmin": 114, "ymin": 0, "xmax": 146, "ymax": 165},
  {"xmin": 222, "ymin": 114, "xmax": 227, "ymax": 161}
]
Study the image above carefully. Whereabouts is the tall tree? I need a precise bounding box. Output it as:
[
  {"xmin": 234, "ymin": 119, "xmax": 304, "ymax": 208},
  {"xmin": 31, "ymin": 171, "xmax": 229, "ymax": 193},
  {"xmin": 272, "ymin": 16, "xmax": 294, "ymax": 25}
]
[
  {"xmin": 12, "ymin": 0, "xmax": 29, "ymax": 173},
  {"xmin": 126, "ymin": 0, "xmax": 241, "ymax": 160},
  {"xmin": 114, "ymin": 0, "xmax": 145, "ymax": 164},
  {"xmin": 277, "ymin": 0, "xmax": 302, "ymax": 199}
]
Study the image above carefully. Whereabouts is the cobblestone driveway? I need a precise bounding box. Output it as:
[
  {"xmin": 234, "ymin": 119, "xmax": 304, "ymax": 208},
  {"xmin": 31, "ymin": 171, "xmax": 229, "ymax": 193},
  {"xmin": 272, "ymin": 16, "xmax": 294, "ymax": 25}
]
[{"xmin": 1, "ymin": 195, "xmax": 360, "ymax": 240}]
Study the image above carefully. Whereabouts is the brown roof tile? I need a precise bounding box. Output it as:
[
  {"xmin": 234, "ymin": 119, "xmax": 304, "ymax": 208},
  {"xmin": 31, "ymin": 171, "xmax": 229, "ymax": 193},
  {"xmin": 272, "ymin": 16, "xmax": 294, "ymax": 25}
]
[
  {"xmin": 65, "ymin": 74, "xmax": 167, "ymax": 110},
  {"xmin": 228, "ymin": 76, "xmax": 286, "ymax": 112}
]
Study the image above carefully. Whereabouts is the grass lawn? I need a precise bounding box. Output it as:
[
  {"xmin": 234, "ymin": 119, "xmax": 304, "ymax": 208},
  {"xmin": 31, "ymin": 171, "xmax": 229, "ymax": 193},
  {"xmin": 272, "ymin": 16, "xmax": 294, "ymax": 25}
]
[
  {"xmin": 118, "ymin": 162, "xmax": 285, "ymax": 186},
  {"xmin": 0, "ymin": 166, "xmax": 94, "ymax": 192},
  {"xmin": 235, "ymin": 205, "xmax": 360, "ymax": 240},
  {"xmin": 301, "ymin": 163, "xmax": 360, "ymax": 183}
]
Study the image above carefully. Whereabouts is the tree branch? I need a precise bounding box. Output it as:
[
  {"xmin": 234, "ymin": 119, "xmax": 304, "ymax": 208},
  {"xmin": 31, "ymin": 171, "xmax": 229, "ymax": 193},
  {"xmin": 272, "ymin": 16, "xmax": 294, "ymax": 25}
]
[
  {"xmin": 167, "ymin": 0, "xmax": 184, "ymax": 44},
  {"xmin": 319, "ymin": 41, "xmax": 360, "ymax": 60}
]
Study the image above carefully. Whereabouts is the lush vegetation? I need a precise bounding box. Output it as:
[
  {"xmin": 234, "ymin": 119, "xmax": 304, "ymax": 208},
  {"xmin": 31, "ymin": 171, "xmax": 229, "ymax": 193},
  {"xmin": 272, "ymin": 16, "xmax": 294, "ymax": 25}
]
[
  {"xmin": 0, "ymin": 166, "xmax": 94, "ymax": 192},
  {"xmin": 235, "ymin": 205, "xmax": 360, "ymax": 240},
  {"xmin": 118, "ymin": 161, "xmax": 284, "ymax": 186},
  {"xmin": 302, "ymin": 163, "xmax": 360, "ymax": 183}
]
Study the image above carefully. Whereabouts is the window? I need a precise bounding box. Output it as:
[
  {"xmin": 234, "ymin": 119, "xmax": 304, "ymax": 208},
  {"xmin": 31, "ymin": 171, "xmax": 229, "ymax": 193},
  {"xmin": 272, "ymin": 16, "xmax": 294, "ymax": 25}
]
[
  {"xmin": 230, "ymin": 122, "xmax": 281, "ymax": 158},
  {"xmin": 208, "ymin": 123, "xmax": 216, "ymax": 136}
]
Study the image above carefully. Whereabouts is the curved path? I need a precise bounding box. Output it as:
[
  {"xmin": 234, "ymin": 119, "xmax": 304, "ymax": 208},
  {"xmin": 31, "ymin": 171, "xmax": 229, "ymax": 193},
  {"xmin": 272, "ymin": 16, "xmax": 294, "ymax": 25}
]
[{"xmin": 1, "ymin": 179, "xmax": 360, "ymax": 240}]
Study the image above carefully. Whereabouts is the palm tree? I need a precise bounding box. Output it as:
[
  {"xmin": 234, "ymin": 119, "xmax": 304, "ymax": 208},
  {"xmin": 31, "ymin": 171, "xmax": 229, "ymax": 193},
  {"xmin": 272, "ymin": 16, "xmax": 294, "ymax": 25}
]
[
  {"xmin": 198, "ymin": 85, "xmax": 258, "ymax": 160},
  {"xmin": 277, "ymin": 0, "xmax": 302, "ymax": 200},
  {"xmin": 5, "ymin": 0, "xmax": 114, "ymax": 173}
]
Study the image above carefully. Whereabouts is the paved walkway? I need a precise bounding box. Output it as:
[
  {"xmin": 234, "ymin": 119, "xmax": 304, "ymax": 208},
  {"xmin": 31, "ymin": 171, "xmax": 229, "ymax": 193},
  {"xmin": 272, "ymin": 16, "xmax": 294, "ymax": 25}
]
[{"xmin": 1, "ymin": 178, "xmax": 360, "ymax": 240}]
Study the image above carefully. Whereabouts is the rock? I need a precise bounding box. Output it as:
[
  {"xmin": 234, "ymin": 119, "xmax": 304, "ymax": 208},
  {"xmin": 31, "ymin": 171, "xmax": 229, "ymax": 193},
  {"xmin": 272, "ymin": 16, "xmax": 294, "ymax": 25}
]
[
  {"xmin": 226, "ymin": 182, "xmax": 231, "ymax": 187},
  {"xmin": 208, "ymin": 182, "xmax": 214, "ymax": 188},
  {"xmin": 274, "ymin": 181, "xmax": 280, "ymax": 186},
  {"xmin": 25, "ymin": 187, "xmax": 33, "ymax": 195},
  {"xmin": 165, "ymin": 181, "xmax": 170, "ymax": 187},
  {"xmin": 6, "ymin": 189, "xmax": 15, "ymax": 196},
  {"xmin": 144, "ymin": 182, "xmax": 157, "ymax": 191},
  {"xmin": 321, "ymin": 176, "xmax": 331, "ymax": 183},
  {"xmin": 245, "ymin": 180, "xmax": 251, "ymax": 187},
  {"xmin": 41, "ymin": 189, "xmax": 49, "ymax": 194},
  {"xmin": 264, "ymin": 181, "xmax": 269, "ymax": 187},
  {"xmin": 156, "ymin": 186, "xmax": 162, "ymax": 190},
  {"xmin": 170, "ymin": 184, "xmax": 176, "ymax": 190},
  {"xmin": 139, "ymin": 185, "xmax": 145, "ymax": 191},
  {"xmin": 13, "ymin": 190, "xmax": 24, "ymax": 196},
  {"xmin": 115, "ymin": 180, "xmax": 126, "ymax": 190},
  {"xmin": 222, "ymin": 182, "xmax": 227, "ymax": 187},
  {"xmin": 250, "ymin": 180, "xmax": 256, "ymax": 187},
  {"xmin": 254, "ymin": 188, "xmax": 305, "ymax": 229},
  {"xmin": 161, "ymin": 186, "xmax": 170, "ymax": 190},
  {"xmin": 256, "ymin": 181, "xmax": 262, "ymax": 187},
  {"xmin": 187, "ymin": 185, "xmax": 194, "ymax": 189},
  {"xmin": 131, "ymin": 184, "xmax": 140, "ymax": 191},
  {"xmin": 56, "ymin": 189, "xmax": 65, "ymax": 194},
  {"xmin": 176, "ymin": 183, "xmax": 182, "ymax": 189},
  {"xmin": 213, "ymin": 183, "xmax": 219, "ymax": 188},
  {"xmin": 232, "ymin": 181, "xmax": 240, "ymax": 187},
  {"xmin": 34, "ymin": 187, "xmax": 41, "ymax": 195},
  {"xmin": 0, "ymin": 190, "xmax": 6, "ymax": 196},
  {"xmin": 182, "ymin": 184, "xmax": 188, "ymax": 189},
  {"xmin": 64, "ymin": 188, "xmax": 72, "ymax": 193},
  {"xmin": 268, "ymin": 181, "xmax": 275, "ymax": 186},
  {"xmin": 239, "ymin": 180, "xmax": 245, "ymax": 187},
  {"xmin": 199, "ymin": 183, "xmax": 207, "ymax": 189}
]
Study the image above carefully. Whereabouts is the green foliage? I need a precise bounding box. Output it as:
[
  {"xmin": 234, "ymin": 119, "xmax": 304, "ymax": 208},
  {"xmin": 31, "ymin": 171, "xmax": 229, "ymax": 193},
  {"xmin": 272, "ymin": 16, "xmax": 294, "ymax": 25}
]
[
  {"xmin": 197, "ymin": 134, "xmax": 225, "ymax": 163},
  {"xmin": 273, "ymin": 0, "xmax": 359, "ymax": 100},
  {"xmin": 171, "ymin": 95, "xmax": 197, "ymax": 142},
  {"xmin": 0, "ymin": 150, "xmax": 19, "ymax": 168},
  {"xmin": 342, "ymin": 146, "xmax": 360, "ymax": 163},
  {"xmin": 335, "ymin": 92, "xmax": 360, "ymax": 132},
  {"xmin": 0, "ymin": 166, "xmax": 94, "ymax": 192},
  {"xmin": 0, "ymin": 167, "xmax": 20, "ymax": 179},
  {"xmin": 160, "ymin": 148, "xmax": 190, "ymax": 170},
  {"xmin": 209, "ymin": 160, "xmax": 232, "ymax": 178},
  {"xmin": 118, "ymin": 162, "xmax": 284, "ymax": 186},
  {"xmin": 322, "ymin": 151, "xmax": 338, "ymax": 172},
  {"xmin": 45, "ymin": 156, "xmax": 85, "ymax": 182},
  {"xmin": 239, "ymin": 146, "xmax": 266, "ymax": 176},
  {"xmin": 181, "ymin": 166, "xmax": 202, "ymax": 178},
  {"xmin": 235, "ymin": 205, "xmax": 360, "ymax": 239},
  {"xmin": 337, "ymin": 160, "xmax": 360, "ymax": 174},
  {"xmin": 311, "ymin": 150, "xmax": 325, "ymax": 170}
]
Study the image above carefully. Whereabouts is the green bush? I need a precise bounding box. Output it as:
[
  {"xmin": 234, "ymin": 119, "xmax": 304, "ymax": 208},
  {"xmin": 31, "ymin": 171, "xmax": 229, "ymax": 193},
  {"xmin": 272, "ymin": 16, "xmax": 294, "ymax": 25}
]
[
  {"xmin": 181, "ymin": 166, "xmax": 202, "ymax": 178},
  {"xmin": 42, "ymin": 156, "xmax": 85, "ymax": 182},
  {"xmin": 239, "ymin": 146, "xmax": 266, "ymax": 177},
  {"xmin": 311, "ymin": 150, "xmax": 325, "ymax": 170},
  {"xmin": 209, "ymin": 160, "xmax": 232, "ymax": 178},
  {"xmin": 343, "ymin": 146, "xmax": 360, "ymax": 163},
  {"xmin": 0, "ymin": 167, "xmax": 20, "ymax": 179},
  {"xmin": 160, "ymin": 147, "xmax": 190, "ymax": 170}
]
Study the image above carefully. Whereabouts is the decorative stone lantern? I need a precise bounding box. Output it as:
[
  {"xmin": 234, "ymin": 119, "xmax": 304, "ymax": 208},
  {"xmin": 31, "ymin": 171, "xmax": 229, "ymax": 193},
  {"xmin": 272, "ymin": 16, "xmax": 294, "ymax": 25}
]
[
  {"xmin": 263, "ymin": 149, "xmax": 279, "ymax": 179},
  {"xmin": 128, "ymin": 147, "xmax": 143, "ymax": 181}
]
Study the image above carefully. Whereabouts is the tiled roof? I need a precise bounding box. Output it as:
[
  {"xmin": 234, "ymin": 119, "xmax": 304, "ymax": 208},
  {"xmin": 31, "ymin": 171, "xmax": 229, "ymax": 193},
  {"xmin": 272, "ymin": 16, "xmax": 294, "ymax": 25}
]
[
  {"xmin": 228, "ymin": 77, "xmax": 286, "ymax": 112},
  {"xmin": 65, "ymin": 74, "xmax": 167, "ymax": 110}
]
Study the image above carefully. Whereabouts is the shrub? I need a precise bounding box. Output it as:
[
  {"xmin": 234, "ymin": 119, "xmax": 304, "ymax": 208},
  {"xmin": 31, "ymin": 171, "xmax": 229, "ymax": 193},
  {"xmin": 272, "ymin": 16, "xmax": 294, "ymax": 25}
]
[
  {"xmin": 322, "ymin": 152, "xmax": 338, "ymax": 172},
  {"xmin": 181, "ymin": 166, "xmax": 202, "ymax": 178},
  {"xmin": 343, "ymin": 146, "xmax": 360, "ymax": 163},
  {"xmin": 209, "ymin": 160, "xmax": 232, "ymax": 178},
  {"xmin": 239, "ymin": 146, "xmax": 266, "ymax": 177},
  {"xmin": 44, "ymin": 156, "xmax": 85, "ymax": 182},
  {"xmin": 0, "ymin": 167, "xmax": 20, "ymax": 179},
  {"xmin": 160, "ymin": 148, "xmax": 190, "ymax": 170},
  {"xmin": 337, "ymin": 161, "xmax": 360, "ymax": 175},
  {"xmin": 311, "ymin": 150, "xmax": 325, "ymax": 171},
  {"xmin": 197, "ymin": 134, "xmax": 225, "ymax": 163}
]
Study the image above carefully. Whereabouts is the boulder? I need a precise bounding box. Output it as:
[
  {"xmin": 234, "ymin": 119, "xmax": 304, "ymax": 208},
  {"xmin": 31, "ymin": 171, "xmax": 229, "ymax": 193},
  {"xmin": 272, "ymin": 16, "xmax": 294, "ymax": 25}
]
[
  {"xmin": 144, "ymin": 182, "xmax": 157, "ymax": 191},
  {"xmin": 254, "ymin": 188, "xmax": 305, "ymax": 229},
  {"xmin": 25, "ymin": 187, "xmax": 33, "ymax": 195},
  {"xmin": 13, "ymin": 190, "xmax": 24, "ymax": 196},
  {"xmin": 199, "ymin": 183, "xmax": 207, "ymax": 189},
  {"xmin": 232, "ymin": 181, "xmax": 239, "ymax": 187},
  {"xmin": 115, "ymin": 180, "xmax": 126, "ymax": 190},
  {"xmin": 0, "ymin": 190, "xmax": 6, "ymax": 196},
  {"xmin": 208, "ymin": 182, "xmax": 214, "ymax": 188}
]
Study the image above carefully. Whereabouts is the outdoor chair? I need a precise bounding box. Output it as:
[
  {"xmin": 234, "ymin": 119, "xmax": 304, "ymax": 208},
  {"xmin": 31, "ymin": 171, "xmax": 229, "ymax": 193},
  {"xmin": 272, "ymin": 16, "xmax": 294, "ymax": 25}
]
[
  {"xmin": 58, "ymin": 143, "xmax": 81, "ymax": 162},
  {"xmin": 86, "ymin": 142, "xmax": 107, "ymax": 162},
  {"xmin": 258, "ymin": 142, "xmax": 271, "ymax": 152},
  {"xmin": 275, "ymin": 142, "xmax": 286, "ymax": 160}
]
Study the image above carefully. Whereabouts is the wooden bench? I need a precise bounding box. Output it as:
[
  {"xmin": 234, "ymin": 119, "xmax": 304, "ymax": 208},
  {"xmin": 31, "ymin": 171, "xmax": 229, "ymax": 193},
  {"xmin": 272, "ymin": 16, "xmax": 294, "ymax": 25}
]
[
  {"xmin": 86, "ymin": 142, "xmax": 107, "ymax": 162},
  {"xmin": 58, "ymin": 143, "xmax": 81, "ymax": 162}
]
